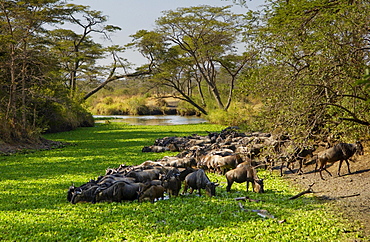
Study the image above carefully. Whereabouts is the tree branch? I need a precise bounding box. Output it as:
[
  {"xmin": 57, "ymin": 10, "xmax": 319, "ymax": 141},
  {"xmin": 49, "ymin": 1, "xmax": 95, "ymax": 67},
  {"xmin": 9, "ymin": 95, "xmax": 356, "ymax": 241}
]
[{"xmin": 318, "ymin": 103, "xmax": 370, "ymax": 126}]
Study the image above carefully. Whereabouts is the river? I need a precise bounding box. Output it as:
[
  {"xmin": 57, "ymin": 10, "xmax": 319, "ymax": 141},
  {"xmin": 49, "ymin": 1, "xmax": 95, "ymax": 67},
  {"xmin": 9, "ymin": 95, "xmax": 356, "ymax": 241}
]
[{"xmin": 93, "ymin": 115, "xmax": 208, "ymax": 125}]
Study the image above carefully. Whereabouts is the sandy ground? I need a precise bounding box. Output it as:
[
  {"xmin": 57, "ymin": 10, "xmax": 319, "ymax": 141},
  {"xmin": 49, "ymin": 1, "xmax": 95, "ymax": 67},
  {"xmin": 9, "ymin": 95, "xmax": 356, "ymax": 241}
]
[{"xmin": 282, "ymin": 146, "xmax": 370, "ymax": 240}]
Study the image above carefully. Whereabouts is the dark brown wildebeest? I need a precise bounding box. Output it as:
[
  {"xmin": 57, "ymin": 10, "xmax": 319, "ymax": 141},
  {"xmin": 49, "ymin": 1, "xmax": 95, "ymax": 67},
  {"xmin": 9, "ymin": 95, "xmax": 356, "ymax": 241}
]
[
  {"xmin": 279, "ymin": 145, "xmax": 318, "ymax": 176},
  {"xmin": 182, "ymin": 169, "xmax": 219, "ymax": 197},
  {"xmin": 137, "ymin": 185, "xmax": 165, "ymax": 203},
  {"xmin": 162, "ymin": 175, "xmax": 182, "ymax": 197},
  {"xmin": 213, "ymin": 154, "xmax": 243, "ymax": 174},
  {"xmin": 70, "ymin": 185, "xmax": 100, "ymax": 204},
  {"xmin": 142, "ymin": 145, "xmax": 170, "ymax": 153},
  {"xmin": 95, "ymin": 181, "xmax": 145, "ymax": 203},
  {"xmin": 68, "ymin": 180, "xmax": 97, "ymax": 203},
  {"xmin": 315, "ymin": 141, "xmax": 364, "ymax": 180},
  {"xmin": 126, "ymin": 168, "xmax": 163, "ymax": 182},
  {"xmin": 225, "ymin": 164, "xmax": 264, "ymax": 193}
]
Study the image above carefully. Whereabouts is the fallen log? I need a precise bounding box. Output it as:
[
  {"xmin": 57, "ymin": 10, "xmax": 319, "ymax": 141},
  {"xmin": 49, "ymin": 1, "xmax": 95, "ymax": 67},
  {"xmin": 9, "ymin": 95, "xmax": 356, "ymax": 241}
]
[
  {"xmin": 238, "ymin": 202, "xmax": 275, "ymax": 219},
  {"xmin": 338, "ymin": 193, "xmax": 360, "ymax": 199},
  {"xmin": 288, "ymin": 183, "xmax": 315, "ymax": 200},
  {"xmin": 234, "ymin": 196, "xmax": 261, "ymax": 203}
]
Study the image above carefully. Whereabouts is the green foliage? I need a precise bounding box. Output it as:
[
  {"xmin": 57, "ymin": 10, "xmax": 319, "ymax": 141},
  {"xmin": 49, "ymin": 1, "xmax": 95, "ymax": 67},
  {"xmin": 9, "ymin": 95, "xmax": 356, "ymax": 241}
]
[
  {"xmin": 0, "ymin": 123, "xmax": 365, "ymax": 241},
  {"xmin": 0, "ymin": 1, "xmax": 112, "ymax": 143},
  {"xmin": 176, "ymin": 101, "xmax": 200, "ymax": 116},
  {"xmin": 207, "ymin": 101, "xmax": 266, "ymax": 132},
  {"xmin": 239, "ymin": 0, "xmax": 370, "ymax": 140},
  {"xmin": 39, "ymin": 100, "xmax": 94, "ymax": 133},
  {"xmin": 89, "ymin": 96, "xmax": 167, "ymax": 115},
  {"xmin": 129, "ymin": 5, "xmax": 252, "ymax": 115}
]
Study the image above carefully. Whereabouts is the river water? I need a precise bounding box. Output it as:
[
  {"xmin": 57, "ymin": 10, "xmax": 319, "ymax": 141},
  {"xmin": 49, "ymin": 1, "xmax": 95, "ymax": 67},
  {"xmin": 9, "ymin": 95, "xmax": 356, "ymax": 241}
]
[{"xmin": 94, "ymin": 115, "xmax": 208, "ymax": 125}]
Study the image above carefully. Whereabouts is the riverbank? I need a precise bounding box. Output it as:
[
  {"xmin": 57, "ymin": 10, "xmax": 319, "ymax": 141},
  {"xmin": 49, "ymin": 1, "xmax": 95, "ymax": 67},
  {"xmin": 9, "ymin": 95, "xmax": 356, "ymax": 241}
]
[
  {"xmin": 89, "ymin": 96, "xmax": 200, "ymax": 116},
  {"xmin": 94, "ymin": 115, "xmax": 207, "ymax": 125}
]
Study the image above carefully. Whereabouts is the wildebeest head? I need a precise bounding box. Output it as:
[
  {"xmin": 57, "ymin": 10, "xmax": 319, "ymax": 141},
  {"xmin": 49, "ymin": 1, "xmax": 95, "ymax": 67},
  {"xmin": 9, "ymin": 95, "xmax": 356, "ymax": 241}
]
[
  {"xmin": 67, "ymin": 185, "xmax": 75, "ymax": 202},
  {"xmin": 142, "ymin": 146, "xmax": 152, "ymax": 152},
  {"xmin": 205, "ymin": 181, "xmax": 219, "ymax": 197},
  {"xmin": 253, "ymin": 179, "xmax": 264, "ymax": 193},
  {"xmin": 355, "ymin": 141, "xmax": 364, "ymax": 156},
  {"xmin": 70, "ymin": 186, "xmax": 99, "ymax": 204},
  {"xmin": 70, "ymin": 189, "xmax": 82, "ymax": 204}
]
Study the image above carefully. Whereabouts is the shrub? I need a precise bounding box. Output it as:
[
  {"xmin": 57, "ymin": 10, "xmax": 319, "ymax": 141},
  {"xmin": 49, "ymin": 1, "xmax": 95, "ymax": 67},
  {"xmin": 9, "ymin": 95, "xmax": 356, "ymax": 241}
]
[
  {"xmin": 177, "ymin": 100, "xmax": 199, "ymax": 116},
  {"xmin": 126, "ymin": 96, "xmax": 149, "ymax": 115},
  {"xmin": 41, "ymin": 101, "xmax": 94, "ymax": 133},
  {"xmin": 207, "ymin": 101, "xmax": 266, "ymax": 131}
]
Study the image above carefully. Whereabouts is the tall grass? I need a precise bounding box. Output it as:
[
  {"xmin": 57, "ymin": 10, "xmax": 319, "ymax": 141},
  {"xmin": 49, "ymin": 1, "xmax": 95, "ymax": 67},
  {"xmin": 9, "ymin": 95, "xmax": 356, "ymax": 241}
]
[
  {"xmin": 0, "ymin": 123, "xmax": 364, "ymax": 241},
  {"xmin": 89, "ymin": 96, "xmax": 163, "ymax": 115}
]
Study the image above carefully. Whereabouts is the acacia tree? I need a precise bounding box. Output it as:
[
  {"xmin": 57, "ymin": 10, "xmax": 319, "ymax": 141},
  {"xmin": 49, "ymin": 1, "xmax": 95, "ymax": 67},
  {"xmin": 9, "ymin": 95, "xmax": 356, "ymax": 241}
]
[
  {"xmin": 129, "ymin": 5, "xmax": 255, "ymax": 114},
  {"xmin": 242, "ymin": 0, "xmax": 370, "ymax": 140},
  {"xmin": 48, "ymin": 4, "xmax": 123, "ymax": 98}
]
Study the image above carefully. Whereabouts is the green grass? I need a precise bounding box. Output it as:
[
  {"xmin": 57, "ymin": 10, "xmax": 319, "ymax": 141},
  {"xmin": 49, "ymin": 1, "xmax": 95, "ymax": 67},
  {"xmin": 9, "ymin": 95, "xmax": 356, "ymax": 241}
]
[{"xmin": 0, "ymin": 123, "xmax": 364, "ymax": 241}]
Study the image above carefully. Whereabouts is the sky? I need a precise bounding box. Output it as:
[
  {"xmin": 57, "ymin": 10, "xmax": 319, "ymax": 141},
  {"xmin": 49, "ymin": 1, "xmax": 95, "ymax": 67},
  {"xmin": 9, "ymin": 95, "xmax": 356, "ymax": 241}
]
[{"xmin": 69, "ymin": 0, "xmax": 263, "ymax": 68}]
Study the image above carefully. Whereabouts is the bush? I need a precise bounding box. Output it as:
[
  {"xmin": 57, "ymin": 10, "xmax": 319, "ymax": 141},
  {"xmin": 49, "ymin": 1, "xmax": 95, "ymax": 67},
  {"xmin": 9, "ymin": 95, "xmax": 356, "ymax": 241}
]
[
  {"xmin": 177, "ymin": 100, "xmax": 199, "ymax": 116},
  {"xmin": 41, "ymin": 101, "xmax": 94, "ymax": 133},
  {"xmin": 207, "ymin": 101, "xmax": 266, "ymax": 131},
  {"xmin": 126, "ymin": 96, "xmax": 148, "ymax": 115},
  {"xmin": 89, "ymin": 96, "xmax": 172, "ymax": 115}
]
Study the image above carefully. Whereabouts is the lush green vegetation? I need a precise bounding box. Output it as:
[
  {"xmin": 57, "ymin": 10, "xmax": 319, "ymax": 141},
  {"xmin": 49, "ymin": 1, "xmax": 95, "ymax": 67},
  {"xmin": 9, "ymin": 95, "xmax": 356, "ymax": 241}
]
[
  {"xmin": 1, "ymin": 1, "xmax": 369, "ymax": 146},
  {"xmin": 0, "ymin": 123, "xmax": 364, "ymax": 241}
]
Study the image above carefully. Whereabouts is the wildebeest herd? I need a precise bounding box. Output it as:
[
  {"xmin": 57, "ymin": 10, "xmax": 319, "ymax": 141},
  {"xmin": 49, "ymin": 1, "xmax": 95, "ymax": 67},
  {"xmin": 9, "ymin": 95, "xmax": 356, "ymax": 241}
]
[{"xmin": 68, "ymin": 127, "xmax": 364, "ymax": 204}]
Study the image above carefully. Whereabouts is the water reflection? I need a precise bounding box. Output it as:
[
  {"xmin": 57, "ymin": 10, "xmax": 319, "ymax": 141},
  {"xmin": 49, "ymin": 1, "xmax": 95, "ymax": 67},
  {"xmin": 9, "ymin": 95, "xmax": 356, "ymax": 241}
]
[{"xmin": 94, "ymin": 115, "xmax": 207, "ymax": 125}]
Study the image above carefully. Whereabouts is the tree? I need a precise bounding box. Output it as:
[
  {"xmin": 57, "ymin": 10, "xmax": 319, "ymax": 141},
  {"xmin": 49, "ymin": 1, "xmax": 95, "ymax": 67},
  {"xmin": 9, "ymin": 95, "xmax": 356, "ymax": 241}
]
[
  {"xmin": 129, "ymin": 5, "xmax": 255, "ymax": 114},
  {"xmin": 0, "ymin": 0, "xmax": 70, "ymax": 142},
  {"xmin": 48, "ymin": 4, "xmax": 122, "ymax": 98},
  {"xmin": 241, "ymin": 0, "xmax": 370, "ymax": 140}
]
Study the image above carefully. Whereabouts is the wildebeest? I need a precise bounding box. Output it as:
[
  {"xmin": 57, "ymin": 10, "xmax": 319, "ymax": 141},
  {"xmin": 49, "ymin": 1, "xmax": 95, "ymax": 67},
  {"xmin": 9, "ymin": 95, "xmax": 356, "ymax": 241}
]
[
  {"xmin": 279, "ymin": 145, "xmax": 317, "ymax": 176},
  {"xmin": 196, "ymin": 150, "xmax": 239, "ymax": 174},
  {"xmin": 178, "ymin": 167, "xmax": 197, "ymax": 181},
  {"xmin": 95, "ymin": 181, "xmax": 143, "ymax": 203},
  {"xmin": 225, "ymin": 164, "xmax": 264, "ymax": 193},
  {"xmin": 213, "ymin": 154, "xmax": 243, "ymax": 174},
  {"xmin": 126, "ymin": 168, "xmax": 163, "ymax": 182},
  {"xmin": 70, "ymin": 185, "xmax": 100, "ymax": 204},
  {"xmin": 142, "ymin": 145, "xmax": 170, "ymax": 153},
  {"xmin": 182, "ymin": 169, "xmax": 219, "ymax": 197},
  {"xmin": 68, "ymin": 179, "xmax": 99, "ymax": 203},
  {"xmin": 162, "ymin": 175, "xmax": 182, "ymax": 197},
  {"xmin": 315, "ymin": 141, "xmax": 364, "ymax": 180},
  {"xmin": 157, "ymin": 156, "xmax": 196, "ymax": 168},
  {"xmin": 138, "ymin": 185, "xmax": 165, "ymax": 203}
]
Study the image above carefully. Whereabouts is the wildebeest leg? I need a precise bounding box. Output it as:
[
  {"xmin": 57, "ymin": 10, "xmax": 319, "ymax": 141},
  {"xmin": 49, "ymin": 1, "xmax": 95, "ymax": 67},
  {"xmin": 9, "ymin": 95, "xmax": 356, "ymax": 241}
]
[
  {"xmin": 321, "ymin": 164, "xmax": 332, "ymax": 180},
  {"xmin": 226, "ymin": 179, "xmax": 233, "ymax": 192},
  {"xmin": 280, "ymin": 162, "xmax": 284, "ymax": 176},
  {"xmin": 319, "ymin": 169, "xmax": 325, "ymax": 180},
  {"xmin": 344, "ymin": 159, "xmax": 351, "ymax": 175},
  {"xmin": 251, "ymin": 181, "xmax": 256, "ymax": 193},
  {"xmin": 182, "ymin": 182, "xmax": 188, "ymax": 195},
  {"xmin": 337, "ymin": 160, "xmax": 344, "ymax": 176},
  {"xmin": 198, "ymin": 189, "xmax": 201, "ymax": 196},
  {"xmin": 286, "ymin": 162, "xmax": 295, "ymax": 174},
  {"xmin": 319, "ymin": 164, "xmax": 332, "ymax": 180},
  {"xmin": 297, "ymin": 159, "xmax": 303, "ymax": 174},
  {"xmin": 246, "ymin": 181, "xmax": 250, "ymax": 192}
]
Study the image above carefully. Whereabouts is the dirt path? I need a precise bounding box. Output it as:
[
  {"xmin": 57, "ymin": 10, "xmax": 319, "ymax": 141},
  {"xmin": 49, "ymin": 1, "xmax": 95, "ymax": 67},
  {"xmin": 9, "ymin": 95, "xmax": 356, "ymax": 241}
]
[{"xmin": 283, "ymin": 147, "xmax": 370, "ymax": 240}]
